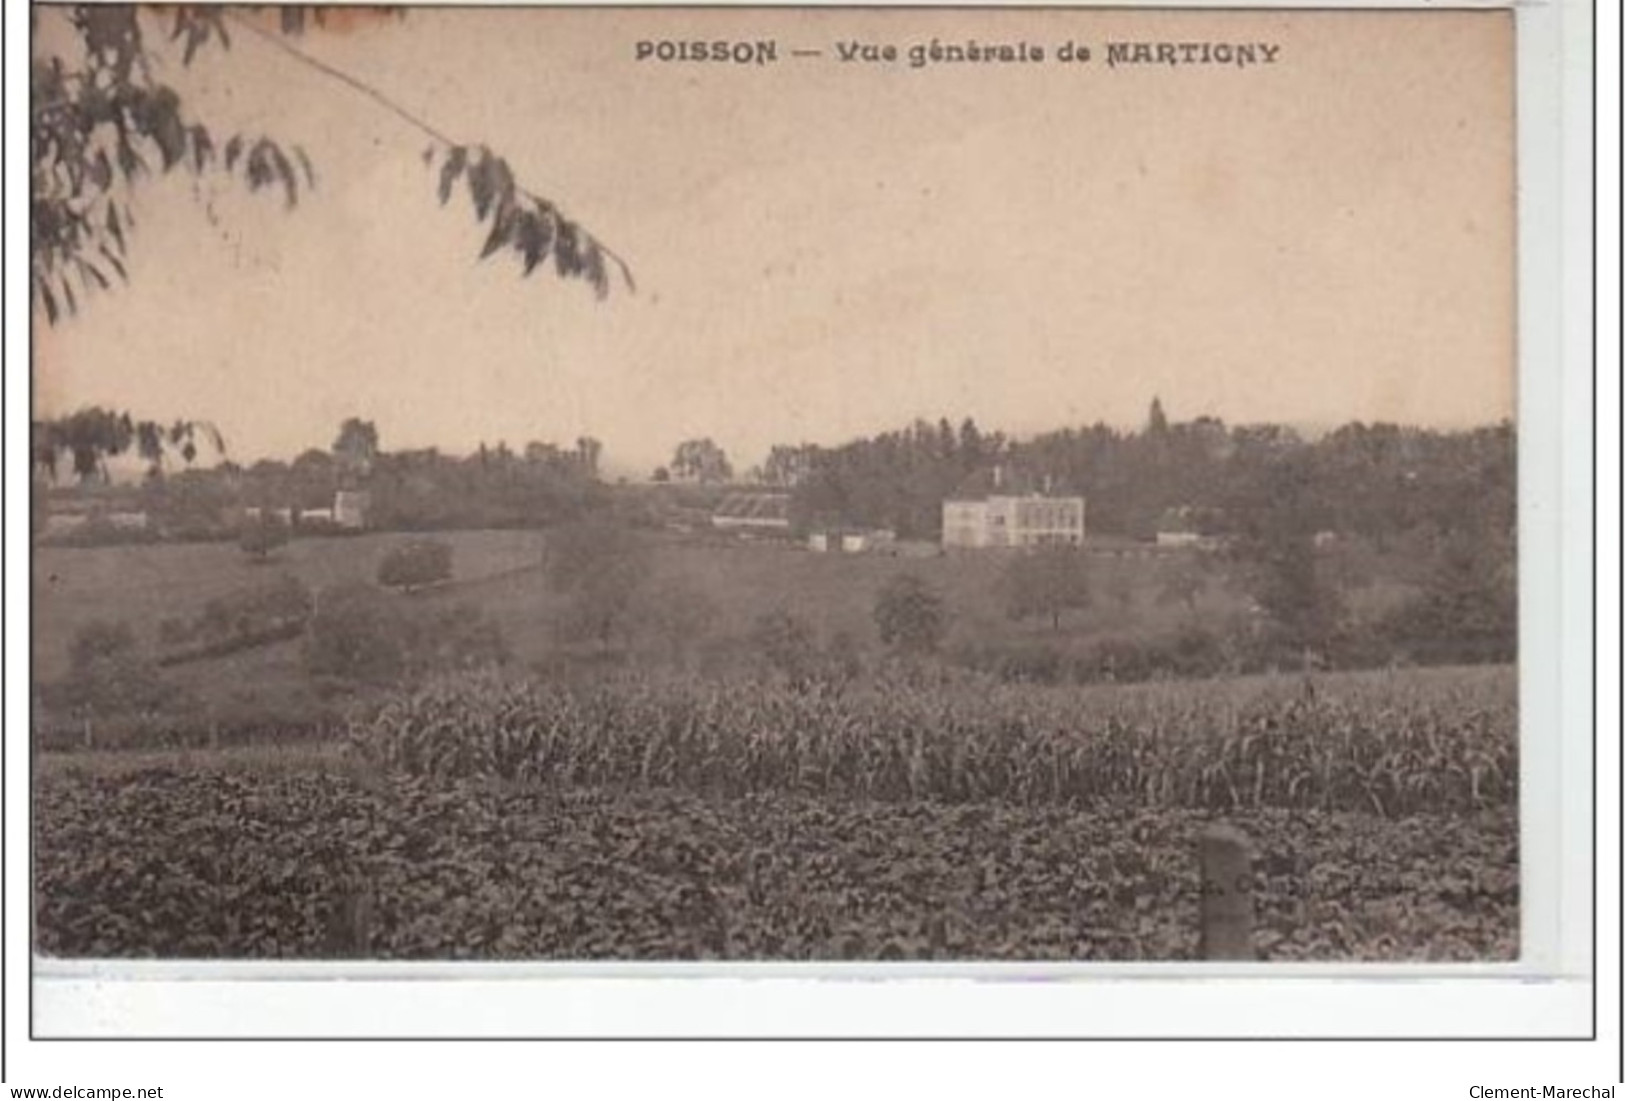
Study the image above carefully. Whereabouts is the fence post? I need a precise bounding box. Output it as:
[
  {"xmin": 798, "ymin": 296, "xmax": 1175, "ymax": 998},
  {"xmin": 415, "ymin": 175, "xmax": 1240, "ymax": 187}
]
[
  {"xmin": 1198, "ymin": 823, "xmax": 1256, "ymax": 960},
  {"xmin": 326, "ymin": 878, "xmax": 375, "ymax": 958}
]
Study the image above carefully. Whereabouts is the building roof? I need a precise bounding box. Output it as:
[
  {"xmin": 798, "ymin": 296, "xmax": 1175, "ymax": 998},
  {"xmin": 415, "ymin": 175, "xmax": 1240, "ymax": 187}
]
[
  {"xmin": 946, "ymin": 466, "xmax": 1079, "ymax": 502},
  {"xmin": 713, "ymin": 492, "xmax": 791, "ymax": 522}
]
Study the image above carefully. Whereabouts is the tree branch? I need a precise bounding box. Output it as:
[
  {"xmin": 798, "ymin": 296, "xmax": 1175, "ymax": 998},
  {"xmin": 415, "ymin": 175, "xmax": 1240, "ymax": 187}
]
[
  {"xmin": 223, "ymin": 10, "xmax": 457, "ymax": 149},
  {"xmin": 221, "ymin": 10, "xmax": 634, "ymax": 293}
]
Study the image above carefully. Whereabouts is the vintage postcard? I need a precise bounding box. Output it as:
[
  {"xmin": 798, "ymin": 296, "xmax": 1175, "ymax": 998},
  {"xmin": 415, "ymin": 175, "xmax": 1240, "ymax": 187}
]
[{"xmin": 31, "ymin": 5, "xmax": 1517, "ymax": 969}]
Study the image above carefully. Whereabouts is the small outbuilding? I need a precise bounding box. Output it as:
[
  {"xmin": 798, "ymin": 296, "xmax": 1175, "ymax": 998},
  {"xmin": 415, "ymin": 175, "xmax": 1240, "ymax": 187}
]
[{"xmin": 712, "ymin": 492, "xmax": 792, "ymax": 534}]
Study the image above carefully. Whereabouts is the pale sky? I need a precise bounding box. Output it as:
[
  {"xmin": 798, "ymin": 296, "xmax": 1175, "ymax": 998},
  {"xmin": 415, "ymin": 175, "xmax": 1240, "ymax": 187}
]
[{"xmin": 34, "ymin": 7, "xmax": 1515, "ymax": 477}]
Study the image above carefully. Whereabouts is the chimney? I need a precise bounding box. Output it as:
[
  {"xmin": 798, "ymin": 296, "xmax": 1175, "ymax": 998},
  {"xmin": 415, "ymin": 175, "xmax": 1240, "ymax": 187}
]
[
  {"xmin": 1043, "ymin": 474, "xmax": 1053, "ymax": 495},
  {"xmin": 993, "ymin": 465, "xmax": 1003, "ymax": 490}
]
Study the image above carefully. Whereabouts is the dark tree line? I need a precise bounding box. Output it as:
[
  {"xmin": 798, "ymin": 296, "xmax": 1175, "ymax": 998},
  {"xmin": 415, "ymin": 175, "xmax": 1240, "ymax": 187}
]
[
  {"xmin": 236, "ymin": 434, "xmax": 605, "ymax": 532},
  {"xmin": 783, "ymin": 417, "xmax": 1009, "ymax": 538},
  {"xmin": 764, "ymin": 403, "xmax": 1514, "ymax": 665},
  {"xmin": 767, "ymin": 404, "xmax": 1514, "ymax": 551},
  {"xmin": 34, "ymin": 408, "xmax": 607, "ymax": 541}
]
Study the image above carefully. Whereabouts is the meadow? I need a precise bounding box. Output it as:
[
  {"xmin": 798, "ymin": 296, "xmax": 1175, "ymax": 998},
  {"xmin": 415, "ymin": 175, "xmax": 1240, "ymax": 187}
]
[
  {"xmin": 32, "ymin": 526, "xmax": 1415, "ymax": 721},
  {"xmin": 31, "ymin": 528, "xmax": 550, "ymax": 681}
]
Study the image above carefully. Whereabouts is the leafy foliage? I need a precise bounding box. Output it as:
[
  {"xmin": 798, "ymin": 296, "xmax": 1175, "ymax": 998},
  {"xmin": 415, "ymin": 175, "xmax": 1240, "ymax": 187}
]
[
  {"xmin": 32, "ymin": 406, "xmax": 223, "ymax": 482},
  {"xmin": 376, "ymin": 538, "xmax": 453, "ymax": 592},
  {"xmin": 775, "ymin": 407, "xmax": 1513, "ymax": 551},
  {"xmin": 346, "ymin": 667, "xmax": 1515, "ymax": 817},
  {"xmin": 237, "ymin": 514, "xmax": 291, "ymax": 560},
  {"xmin": 1380, "ymin": 526, "xmax": 1517, "ymax": 664},
  {"xmin": 302, "ymin": 582, "xmax": 506, "ymax": 687},
  {"xmin": 873, "ymin": 573, "xmax": 947, "ymax": 655},
  {"xmin": 34, "ymin": 664, "xmax": 1515, "ymax": 960},
  {"xmin": 31, "ymin": 5, "xmax": 629, "ymax": 323},
  {"xmin": 1000, "ymin": 547, "xmax": 1091, "ymax": 631},
  {"xmin": 296, "ymin": 440, "xmax": 602, "ymax": 532},
  {"xmin": 157, "ymin": 574, "xmax": 313, "ymax": 665},
  {"xmin": 427, "ymin": 144, "xmax": 630, "ymax": 298},
  {"xmin": 304, "ymin": 583, "xmax": 409, "ymax": 686},
  {"xmin": 332, "ymin": 418, "xmax": 380, "ymax": 472},
  {"xmin": 43, "ymin": 619, "xmax": 184, "ymax": 720},
  {"xmin": 34, "ymin": 770, "xmax": 1516, "ymax": 960},
  {"xmin": 31, "ymin": 6, "xmax": 311, "ymax": 322},
  {"xmin": 545, "ymin": 521, "xmax": 651, "ymax": 648},
  {"xmin": 669, "ymin": 438, "xmax": 734, "ymax": 484},
  {"xmin": 792, "ymin": 417, "xmax": 1003, "ymax": 538}
]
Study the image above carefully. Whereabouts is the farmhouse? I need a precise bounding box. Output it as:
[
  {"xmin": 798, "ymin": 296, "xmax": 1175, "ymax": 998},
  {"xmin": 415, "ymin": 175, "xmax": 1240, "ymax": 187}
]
[
  {"xmin": 942, "ymin": 467, "xmax": 1085, "ymax": 550},
  {"xmin": 711, "ymin": 492, "xmax": 791, "ymax": 534}
]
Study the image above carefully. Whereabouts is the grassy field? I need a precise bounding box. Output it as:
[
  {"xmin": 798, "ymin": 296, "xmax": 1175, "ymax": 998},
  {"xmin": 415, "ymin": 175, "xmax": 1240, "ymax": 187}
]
[
  {"xmin": 32, "ymin": 529, "xmax": 549, "ymax": 680},
  {"xmin": 34, "ymin": 527, "xmax": 1418, "ymax": 727}
]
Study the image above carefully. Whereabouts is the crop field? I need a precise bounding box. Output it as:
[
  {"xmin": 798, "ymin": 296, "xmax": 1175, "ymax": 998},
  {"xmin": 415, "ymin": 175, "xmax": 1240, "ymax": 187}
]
[
  {"xmin": 33, "ymin": 665, "xmax": 1517, "ymax": 961},
  {"xmin": 33, "ymin": 773, "xmax": 1515, "ymax": 961},
  {"xmin": 350, "ymin": 665, "xmax": 1514, "ymax": 813}
]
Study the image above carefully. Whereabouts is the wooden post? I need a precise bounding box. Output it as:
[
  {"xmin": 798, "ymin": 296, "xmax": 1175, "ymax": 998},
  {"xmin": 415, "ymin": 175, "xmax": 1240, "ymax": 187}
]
[
  {"xmin": 1198, "ymin": 823, "xmax": 1256, "ymax": 960},
  {"xmin": 326, "ymin": 878, "xmax": 375, "ymax": 958}
]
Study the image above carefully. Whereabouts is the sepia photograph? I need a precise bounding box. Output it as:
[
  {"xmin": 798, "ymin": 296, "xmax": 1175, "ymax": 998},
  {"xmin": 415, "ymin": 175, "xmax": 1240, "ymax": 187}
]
[{"xmin": 30, "ymin": 4, "xmax": 1519, "ymax": 967}]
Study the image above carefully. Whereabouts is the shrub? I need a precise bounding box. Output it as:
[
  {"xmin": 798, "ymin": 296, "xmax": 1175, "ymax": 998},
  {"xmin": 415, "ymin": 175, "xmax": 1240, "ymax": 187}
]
[
  {"xmin": 1373, "ymin": 529, "xmax": 1515, "ymax": 666},
  {"xmin": 304, "ymin": 584, "xmax": 409, "ymax": 685},
  {"xmin": 69, "ymin": 619, "xmax": 138, "ymax": 673},
  {"xmin": 749, "ymin": 609, "xmax": 820, "ymax": 683},
  {"xmin": 238, "ymin": 515, "xmax": 291, "ymax": 561},
  {"xmin": 405, "ymin": 603, "xmax": 510, "ymax": 677},
  {"xmin": 304, "ymin": 583, "xmax": 506, "ymax": 686},
  {"xmin": 377, "ymin": 539, "xmax": 453, "ymax": 592},
  {"xmin": 160, "ymin": 575, "xmax": 314, "ymax": 664},
  {"xmin": 50, "ymin": 619, "xmax": 181, "ymax": 719},
  {"xmin": 545, "ymin": 521, "xmax": 650, "ymax": 648},
  {"xmin": 1000, "ymin": 547, "xmax": 1091, "ymax": 631},
  {"xmin": 873, "ymin": 573, "xmax": 947, "ymax": 655}
]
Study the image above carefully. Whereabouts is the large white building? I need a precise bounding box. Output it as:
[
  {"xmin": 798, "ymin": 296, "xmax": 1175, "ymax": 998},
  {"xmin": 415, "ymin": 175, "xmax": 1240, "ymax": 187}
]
[{"xmin": 942, "ymin": 468, "xmax": 1085, "ymax": 550}]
